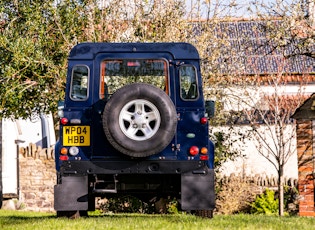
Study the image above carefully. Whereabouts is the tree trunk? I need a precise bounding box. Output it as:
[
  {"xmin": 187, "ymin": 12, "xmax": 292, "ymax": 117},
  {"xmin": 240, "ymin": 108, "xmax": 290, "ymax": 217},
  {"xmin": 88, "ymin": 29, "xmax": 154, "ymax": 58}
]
[
  {"xmin": 279, "ymin": 167, "xmax": 284, "ymax": 216},
  {"xmin": 0, "ymin": 119, "xmax": 3, "ymax": 208}
]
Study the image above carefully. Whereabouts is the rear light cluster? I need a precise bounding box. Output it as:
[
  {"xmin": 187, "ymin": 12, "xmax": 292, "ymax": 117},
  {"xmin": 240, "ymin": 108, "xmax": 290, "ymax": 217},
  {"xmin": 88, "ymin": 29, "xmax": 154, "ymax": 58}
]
[
  {"xmin": 60, "ymin": 148, "xmax": 67, "ymax": 160},
  {"xmin": 59, "ymin": 117, "xmax": 81, "ymax": 161},
  {"xmin": 189, "ymin": 146, "xmax": 209, "ymax": 161},
  {"xmin": 59, "ymin": 146, "xmax": 80, "ymax": 161},
  {"xmin": 187, "ymin": 117, "xmax": 209, "ymax": 160}
]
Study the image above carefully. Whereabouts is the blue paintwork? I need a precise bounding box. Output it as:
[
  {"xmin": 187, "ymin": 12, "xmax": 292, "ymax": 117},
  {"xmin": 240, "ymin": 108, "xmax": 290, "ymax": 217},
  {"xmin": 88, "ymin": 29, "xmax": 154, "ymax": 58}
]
[{"xmin": 55, "ymin": 42, "xmax": 214, "ymax": 171}]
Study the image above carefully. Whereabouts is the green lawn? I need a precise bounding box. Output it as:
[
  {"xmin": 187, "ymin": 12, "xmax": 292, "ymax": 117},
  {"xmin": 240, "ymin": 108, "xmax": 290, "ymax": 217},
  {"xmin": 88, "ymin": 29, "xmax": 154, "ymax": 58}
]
[{"xmin": 0, "ymin": 210, "xmax": 315, "ymax": 230}]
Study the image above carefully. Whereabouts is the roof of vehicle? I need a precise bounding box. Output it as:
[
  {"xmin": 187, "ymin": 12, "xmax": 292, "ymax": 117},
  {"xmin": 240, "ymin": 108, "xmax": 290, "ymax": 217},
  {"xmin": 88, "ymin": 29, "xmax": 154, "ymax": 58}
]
[{"xmin": 69, "ymin": 42, "xmax": 200, "ymax": 60}]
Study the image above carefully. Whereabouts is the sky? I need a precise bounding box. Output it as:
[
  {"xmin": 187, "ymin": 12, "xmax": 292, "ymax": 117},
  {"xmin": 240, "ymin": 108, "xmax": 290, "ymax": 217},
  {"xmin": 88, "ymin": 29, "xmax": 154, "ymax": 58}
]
[{"xmin": 185, "ymin": 0, "xmax": 297, "ymax": 18}]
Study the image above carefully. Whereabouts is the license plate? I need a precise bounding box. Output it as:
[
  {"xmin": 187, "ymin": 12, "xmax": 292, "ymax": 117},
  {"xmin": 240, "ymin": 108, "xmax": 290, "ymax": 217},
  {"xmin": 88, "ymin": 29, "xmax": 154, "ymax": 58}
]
[{"xmin": 63, "ymin": 126, "xmax": 90, "ymax": 146}]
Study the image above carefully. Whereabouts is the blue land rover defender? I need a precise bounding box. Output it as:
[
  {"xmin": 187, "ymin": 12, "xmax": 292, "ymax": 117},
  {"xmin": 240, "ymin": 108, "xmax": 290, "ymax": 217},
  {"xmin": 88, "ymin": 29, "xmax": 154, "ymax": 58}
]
[{"xmin": 54, "ymin": 42, "xmax": 215, "ymax": 218}]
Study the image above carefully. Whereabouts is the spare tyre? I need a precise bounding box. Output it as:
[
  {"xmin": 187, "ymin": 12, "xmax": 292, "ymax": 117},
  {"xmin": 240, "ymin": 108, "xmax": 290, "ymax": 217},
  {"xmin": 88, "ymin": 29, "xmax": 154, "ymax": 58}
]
[{"xmin": 102, "ymin": 83, "xmax": 177, "ymax": 157}]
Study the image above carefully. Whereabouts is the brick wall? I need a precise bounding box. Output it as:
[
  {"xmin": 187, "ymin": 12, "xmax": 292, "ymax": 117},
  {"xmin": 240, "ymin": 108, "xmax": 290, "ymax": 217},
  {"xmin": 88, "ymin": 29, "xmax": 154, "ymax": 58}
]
[
  {"xmin": 296, "ymin": 120, "xmax": 315, "ymax": 216},
  {"xmin": 19, "ymin": 144, "xmax": 56, "ymax": 212}
]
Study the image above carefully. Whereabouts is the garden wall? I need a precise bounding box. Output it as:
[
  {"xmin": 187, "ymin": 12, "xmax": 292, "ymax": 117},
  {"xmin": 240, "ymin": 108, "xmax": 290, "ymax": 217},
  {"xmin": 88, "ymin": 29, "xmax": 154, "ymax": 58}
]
[{"xmin": 18, "ymin": 144, "xmax": 55, "ymax": 212}]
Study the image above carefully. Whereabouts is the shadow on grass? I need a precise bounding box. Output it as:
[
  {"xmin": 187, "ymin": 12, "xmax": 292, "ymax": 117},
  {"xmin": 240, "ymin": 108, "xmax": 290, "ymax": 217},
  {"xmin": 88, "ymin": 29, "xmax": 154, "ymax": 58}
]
[
  {"xmin": 0, "ymin": 211, "xmax": 194, "ymax": 221},
  {"xmin": 89, "ymin": 212, "xmax": 190, "ymax": 219}
]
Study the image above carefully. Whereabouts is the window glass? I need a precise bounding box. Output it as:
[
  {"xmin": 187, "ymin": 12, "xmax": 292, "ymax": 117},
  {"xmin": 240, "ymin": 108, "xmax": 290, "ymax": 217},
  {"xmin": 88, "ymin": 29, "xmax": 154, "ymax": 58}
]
[
  {"xmin": 70, "ymin": 65, "xmax": 89, "ymax": 100},
  {"xmin": 180, "ymin": 65, "xmax": 198, "ymax": 100},
  {"xmin": 100, "ymin": 59, "xmax": 168, "ymax": 99}
]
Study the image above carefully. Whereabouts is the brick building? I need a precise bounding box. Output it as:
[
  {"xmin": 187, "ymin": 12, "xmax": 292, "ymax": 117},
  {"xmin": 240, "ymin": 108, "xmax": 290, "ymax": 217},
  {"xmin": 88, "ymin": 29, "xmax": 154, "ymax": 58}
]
[
  {"xmin": 292, "ymin": 94, "xmax": 315, "ymax": 216},
  {"xmin": 213, "ymin": 18, "xmax": 314, "ymax": 216}
]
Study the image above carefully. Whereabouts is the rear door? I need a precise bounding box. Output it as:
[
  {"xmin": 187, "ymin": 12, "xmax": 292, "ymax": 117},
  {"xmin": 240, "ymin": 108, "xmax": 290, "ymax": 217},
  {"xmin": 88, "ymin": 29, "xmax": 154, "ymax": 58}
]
[{"xmin": 91, "ymin": 52, "xmax": 178, "ymax": 159}]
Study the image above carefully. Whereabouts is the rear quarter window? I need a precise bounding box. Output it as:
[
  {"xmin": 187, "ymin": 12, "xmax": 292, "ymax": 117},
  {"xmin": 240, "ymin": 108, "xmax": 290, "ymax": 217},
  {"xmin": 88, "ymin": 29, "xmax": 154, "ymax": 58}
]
[
  {"xmin": 70, "ymin": 65, "xmax": 89, "ymax": 101},
  {"xmin": 179, "ymin": 65, "xmax": 199, "ymax": 100}
]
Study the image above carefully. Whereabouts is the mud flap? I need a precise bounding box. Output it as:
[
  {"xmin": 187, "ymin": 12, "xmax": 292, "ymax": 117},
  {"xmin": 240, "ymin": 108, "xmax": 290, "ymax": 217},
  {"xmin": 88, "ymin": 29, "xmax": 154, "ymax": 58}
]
[
  {"xmin": 181, "ymin": 168, "xmax": 215, "ymax": 210},
  {"xmin": 54, "ymin": 176, "xmax": 88, "ymax": 211}
]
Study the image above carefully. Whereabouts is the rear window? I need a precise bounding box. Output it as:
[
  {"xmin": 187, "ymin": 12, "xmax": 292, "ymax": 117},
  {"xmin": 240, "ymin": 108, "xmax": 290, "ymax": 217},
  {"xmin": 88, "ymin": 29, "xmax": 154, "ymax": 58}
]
[
  {"xmin": 100, "ymin": 59, "xmax": 169, "ymax": 99},
  {"xmin": 70, "ymin": 65, "xmax": 89, "ymax": 101}
]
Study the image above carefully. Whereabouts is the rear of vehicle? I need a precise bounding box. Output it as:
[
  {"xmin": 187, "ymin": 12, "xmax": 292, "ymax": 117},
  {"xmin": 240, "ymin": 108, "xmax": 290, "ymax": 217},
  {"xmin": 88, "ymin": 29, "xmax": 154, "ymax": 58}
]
[{"xmin": 54, "ymin": 43, "xmax": 215, "ymax": 218}]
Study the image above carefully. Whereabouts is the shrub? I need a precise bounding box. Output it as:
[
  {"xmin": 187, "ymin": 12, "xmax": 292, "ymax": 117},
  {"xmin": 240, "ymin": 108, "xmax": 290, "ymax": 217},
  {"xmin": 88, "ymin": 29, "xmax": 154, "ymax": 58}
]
[
  {"xmin": 166, "ymin": 198, "xmax": 179, "ymax": 214},
  {"xmin": 284, "ymin": 185, "xmax": 299, "ymax": 215},
  {"xmin": 250, "ymin": 189, "xmax": 279, "ymax": 215},
  {"xmin": 215, "ymin": 175, "xmax": 258, "ymax": 214}
]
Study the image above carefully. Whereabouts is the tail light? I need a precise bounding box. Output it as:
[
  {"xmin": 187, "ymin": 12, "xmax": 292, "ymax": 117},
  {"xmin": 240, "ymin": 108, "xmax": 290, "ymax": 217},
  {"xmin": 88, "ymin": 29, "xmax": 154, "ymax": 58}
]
[
  {"xmin": 200, "ymin": 117, "xmax": 208, "ymax": 124},
  {"xmin": 60, "ymin": 117, "xmax": 68, "ymax": 125},
  {"xmin": 189, "ymin": 146, "xmax": 199, "ymax": 156},
  {"xmin": 200, "ymin": 155, "xmax": 209, "ymax": 161},
  {"xmin": 59, "ymin": 155, "xmax": 69, "ymax": 161}
]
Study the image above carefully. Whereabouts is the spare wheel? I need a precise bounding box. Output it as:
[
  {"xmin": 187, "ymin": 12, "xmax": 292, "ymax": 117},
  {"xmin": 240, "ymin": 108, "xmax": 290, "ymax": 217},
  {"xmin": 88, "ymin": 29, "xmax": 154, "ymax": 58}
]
[{"xmin": 102, "ymin": 83, "xmax": 177, "ymax": 157}]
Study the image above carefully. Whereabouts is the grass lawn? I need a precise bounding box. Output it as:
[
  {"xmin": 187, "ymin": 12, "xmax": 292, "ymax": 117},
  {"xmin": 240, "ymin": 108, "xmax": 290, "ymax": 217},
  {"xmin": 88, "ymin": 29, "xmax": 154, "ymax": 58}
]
[{"xmin": 0, "ymin": 210, "xmax": 315, "ymax": 230}]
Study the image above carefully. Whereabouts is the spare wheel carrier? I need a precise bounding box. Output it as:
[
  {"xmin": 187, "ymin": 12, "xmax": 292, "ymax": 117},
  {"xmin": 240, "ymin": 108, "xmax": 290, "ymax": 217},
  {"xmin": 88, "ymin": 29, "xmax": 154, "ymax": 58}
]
[{"xmin": 102, "ymin": 83, "xmax": 177, "ymax": 157}]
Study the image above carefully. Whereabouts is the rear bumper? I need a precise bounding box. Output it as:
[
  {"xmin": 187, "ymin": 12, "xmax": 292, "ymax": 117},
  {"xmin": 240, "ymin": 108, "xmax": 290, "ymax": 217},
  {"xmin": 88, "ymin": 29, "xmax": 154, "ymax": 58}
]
[{"xmin": 58, "ymin": 160, "xmax": 211, "ymax": 175}]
